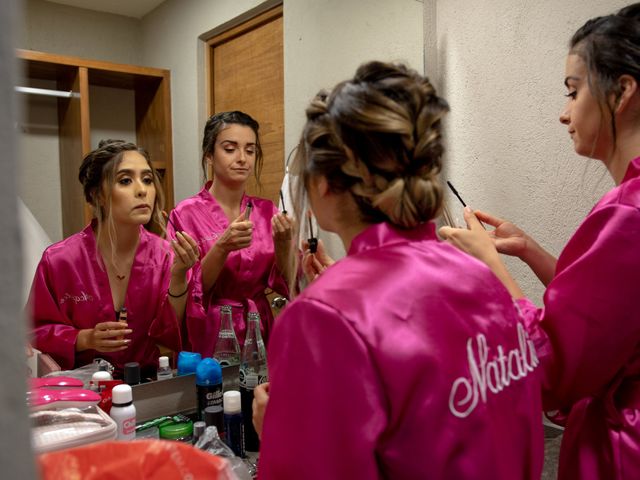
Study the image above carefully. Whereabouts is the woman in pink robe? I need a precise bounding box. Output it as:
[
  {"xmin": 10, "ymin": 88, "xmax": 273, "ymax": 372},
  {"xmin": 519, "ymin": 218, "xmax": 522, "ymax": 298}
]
[
  {"xmin": 440, "ymin": 5, "xmax": 640, "ymax": 479},
  {"xmin": 168, "ymin": 111, "xmax": 292, "ymax": 355},
  {"xmin": 30, "ymin": 140, "xmax": 198, "ymax": 378},
  {"xmin": 254, "ymin": 62, "xmax": 544, "ymax": 479}
]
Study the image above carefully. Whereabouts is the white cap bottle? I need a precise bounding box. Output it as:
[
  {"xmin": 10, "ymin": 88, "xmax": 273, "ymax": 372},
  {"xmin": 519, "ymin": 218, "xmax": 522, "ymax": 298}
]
[
  {"xmin": 157, "ymin": 355, "xmax": 173, "ymax": 381},
  {"xmin": 90, "ymin": 370, "xmax": 112, "ymax": 391},
  {"xmin": 110, "ymin": 384, "xmax": 136, "ymax": 440}
]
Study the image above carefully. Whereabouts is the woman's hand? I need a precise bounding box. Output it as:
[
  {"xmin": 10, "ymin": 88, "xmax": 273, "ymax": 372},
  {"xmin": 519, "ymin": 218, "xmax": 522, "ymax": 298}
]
[
  {"xmin": 272, "ymin": 212, "xmax": 294, "ymax": 250},
  {"xmin": 302, "ymin": 238, "xmax": 335, "ymax": 283},
  {"xmin": 214, "ymin": 212, "xmax": 253, "ymax": 254},
  {"xmin": 76, "ymin": 322, "xmax": 132, "ymax": 353},
  {"xmin": 170, "ymin": 231, "xmax": 199, "ymax": 276},
  {"xmin": 439, "ymin": 207, "xmax": 501, "ymax": 265},
  {"xmin": 252, "ymin": 382, "xmax": 270, "ymax": 439},
  {"xmin": 439, "ymin": 207, "xmax": 524, "ymax": 298},
  {"xmin": 473, "ymin": 210, "xmax": 529, "ymax": 258}
]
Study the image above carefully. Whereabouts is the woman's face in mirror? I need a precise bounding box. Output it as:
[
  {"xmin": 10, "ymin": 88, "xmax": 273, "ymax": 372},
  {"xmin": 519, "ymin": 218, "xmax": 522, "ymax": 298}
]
[
  {"xmin": 106, "ymin": 150, "xmax": 156, "ymax": 226},
  {"xmin": 208, "ymin": 124, "xmax": 257, "ymax": 187}
]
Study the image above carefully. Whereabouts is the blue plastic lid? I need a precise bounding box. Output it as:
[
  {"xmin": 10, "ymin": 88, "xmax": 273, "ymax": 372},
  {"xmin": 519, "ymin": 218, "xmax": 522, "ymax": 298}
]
[
  {"xmin": 196, "ymin": 357, "xmax": 223, "ymax": 385},
  {"xmin": 177, "ymin": 351, "xmax": 202, "ymax": 376}
]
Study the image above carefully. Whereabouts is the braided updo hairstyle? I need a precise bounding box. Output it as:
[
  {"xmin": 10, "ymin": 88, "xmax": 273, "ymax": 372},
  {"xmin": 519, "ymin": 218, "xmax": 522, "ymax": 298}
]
[
  {"xmin": 570, "ymin": 3, "xmax": 640, "ymax": 146},
  {"xmin": 294, "ymin": 61, "xmax": 449, "ymax": 229},
  {"xmin": 78, "ymin": 139, "xmax": 165, "ymax": 236}
]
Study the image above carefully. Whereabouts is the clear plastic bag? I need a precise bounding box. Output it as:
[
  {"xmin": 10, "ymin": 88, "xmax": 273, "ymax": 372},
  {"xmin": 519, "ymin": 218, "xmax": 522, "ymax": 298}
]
[
  {"xmin": 195, "ymin": 426, "xmax": 254, "ymax": 480},
  {"xmin": 44, "ymin": 358, "xmax": 114, "ymax": 388}
]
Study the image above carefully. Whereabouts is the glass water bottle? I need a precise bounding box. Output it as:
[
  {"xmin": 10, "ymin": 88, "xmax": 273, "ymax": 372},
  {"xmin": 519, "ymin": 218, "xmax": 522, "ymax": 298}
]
[{"xmin": 240, "ymin": 311, "xmax": 268, "ymax": 451}]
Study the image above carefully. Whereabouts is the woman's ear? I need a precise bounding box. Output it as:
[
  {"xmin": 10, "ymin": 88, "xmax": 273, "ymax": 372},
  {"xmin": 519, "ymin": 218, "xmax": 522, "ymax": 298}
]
[
  {"xmin": 313, "ymin": 175, "xmax": 330, "ymax": 198},
  {"xmin": 613, "ymin": 74, "xmax": 639, "ymax": 115}
]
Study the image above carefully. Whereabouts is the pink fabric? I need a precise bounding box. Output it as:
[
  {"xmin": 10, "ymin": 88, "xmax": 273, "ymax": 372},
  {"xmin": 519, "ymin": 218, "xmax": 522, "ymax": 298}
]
[
  {"xmin": 517, "ymin": 156, "xmax": 640, "ymax": 480},
  {"xmin": 168, "ymin": 182, "xmax": 287, "ymax": 356},
  {"xmin": 259, "ymin": 222, "xmax": 544, "ymax": 480},
  {"xmin": 29, "ymin": 224, "xmax": 182, "ymax": 377}
]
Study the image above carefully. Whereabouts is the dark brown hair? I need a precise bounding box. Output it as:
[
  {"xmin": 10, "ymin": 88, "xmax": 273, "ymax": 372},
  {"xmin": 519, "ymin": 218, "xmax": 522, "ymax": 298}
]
[{"xmin": 570, "ymin": 3, "xmax": 640, "ymax": 146}]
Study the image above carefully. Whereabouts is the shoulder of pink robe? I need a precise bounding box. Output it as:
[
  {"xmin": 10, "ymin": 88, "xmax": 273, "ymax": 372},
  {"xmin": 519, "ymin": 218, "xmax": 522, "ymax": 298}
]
[
  {"xmin": 173, "ymin": 190, "xmax": 286, "ymax": 355},
  {"xmin": 29, "ymin": 225, "xmax": 181, "ymax": 372},
  {"xmin": 259, "ymin": 222, "xmax": 543, "ymax": 480},
  {"xmin": 531, "ymin": 175, "xmax": 640, "ymax": 410}
]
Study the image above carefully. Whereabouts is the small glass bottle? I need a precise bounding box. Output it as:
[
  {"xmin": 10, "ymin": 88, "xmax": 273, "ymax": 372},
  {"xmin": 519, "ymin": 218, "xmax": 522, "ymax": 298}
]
[
  {"xmin": 240, "ymin": 311, "xmax": 268, "ymax": 452},
  {"xmin": 157, "ymin": 355, "xmax": 173, "ymax": 381},
  {"xmin": 213, "ymin": 305, "xmax": 241, "ymax": 368}
]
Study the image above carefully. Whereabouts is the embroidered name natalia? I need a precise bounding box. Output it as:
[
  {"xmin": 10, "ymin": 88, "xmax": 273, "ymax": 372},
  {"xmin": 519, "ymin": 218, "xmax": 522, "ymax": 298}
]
[{"xmin": 449, "ymin": 323, "xmax": 539, "ymax": 418}]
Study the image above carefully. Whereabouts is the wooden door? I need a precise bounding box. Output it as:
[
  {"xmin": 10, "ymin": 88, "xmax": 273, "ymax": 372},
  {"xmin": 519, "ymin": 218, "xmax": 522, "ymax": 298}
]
[{"xmin": 206, "ymin": 5, "xmax": 284, "ymax": 203}]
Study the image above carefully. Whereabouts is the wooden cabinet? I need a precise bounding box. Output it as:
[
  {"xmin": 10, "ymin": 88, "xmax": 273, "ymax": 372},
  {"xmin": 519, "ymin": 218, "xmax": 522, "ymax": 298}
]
[{"xmin": 17, "ymin": 49, "xmax": 173, "ymax": 238}]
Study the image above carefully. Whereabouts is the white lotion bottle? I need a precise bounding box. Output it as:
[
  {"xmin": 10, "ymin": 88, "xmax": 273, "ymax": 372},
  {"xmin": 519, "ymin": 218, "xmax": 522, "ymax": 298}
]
[{"xmin": 110, "ymin": 384, "xmax": 136, "ymax": 440}]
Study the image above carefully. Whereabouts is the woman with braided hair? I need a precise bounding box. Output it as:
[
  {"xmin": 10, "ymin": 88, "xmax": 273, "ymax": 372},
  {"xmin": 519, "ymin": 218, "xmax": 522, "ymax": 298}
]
[
  {"xmin": 29, "ymin": 140, "xmax": 198, "ymax": 378},
  {"xmin": 254, "ymin": 62, "xmax": 543, "ymax": 479},
  {"xmin": 440, "ymin": 3, "xmax": 640, "ymax": 478}
]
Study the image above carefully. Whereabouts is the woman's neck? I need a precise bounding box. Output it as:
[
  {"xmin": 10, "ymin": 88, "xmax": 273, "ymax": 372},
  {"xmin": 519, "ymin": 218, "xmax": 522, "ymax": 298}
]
[
  {"xmin": 209, "ymin": 179, "xmax": 245, "ymax": 210},
  {"xmin": 96, "ymin": 222, "xmax": 140, "ymax": 257},
  {"xmin": 335, "ymin": 220, "xmax": 370, "ymax": 252},
  {"xmin": 606, "ymin": 127, "xmax": 640, "ymax": 184}
]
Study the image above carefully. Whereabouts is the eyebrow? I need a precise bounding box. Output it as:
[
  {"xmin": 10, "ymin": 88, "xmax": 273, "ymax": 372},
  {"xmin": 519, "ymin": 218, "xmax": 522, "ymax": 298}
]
[
  {"xmin": 564, "ymin": 76, "xmax": 581, "ymax": 88},
  {"xmin": 220, "ymin": 140, "xmax": 256, "ymax": 147},
  {"xmin": 116, "ymin": 168, "xmax": 153, "ymax": 176}
]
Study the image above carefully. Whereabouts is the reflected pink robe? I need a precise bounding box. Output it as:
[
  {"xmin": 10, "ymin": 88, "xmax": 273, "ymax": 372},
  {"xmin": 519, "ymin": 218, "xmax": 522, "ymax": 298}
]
[
  {"xmin": 29, "ymin": 224, "xmax": 181, "ymax": 377},
  {"xmin": 518, "ymin": 157, "xmax": 640, "ymax": 480},
  {"xmin": 168, "ymin": 182, "xmax": 287, "ymax": 356},
  {"xmin": 260, "ymin": 222, "xmax": 543, "ymax": 480}
]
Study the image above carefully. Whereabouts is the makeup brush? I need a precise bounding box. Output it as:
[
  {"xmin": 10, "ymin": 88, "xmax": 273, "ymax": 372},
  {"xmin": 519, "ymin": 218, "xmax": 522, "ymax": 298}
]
[
  {"xmin": 308, "ymin": 212, "xmax": 318, "ymax": 254},
  {"xmin": 446, "ymin": 181, "xmax": 486, "ymax": 230},
  {"xmin": 279, "ymin": 189, "xmax": 287, "ymax": 215}
]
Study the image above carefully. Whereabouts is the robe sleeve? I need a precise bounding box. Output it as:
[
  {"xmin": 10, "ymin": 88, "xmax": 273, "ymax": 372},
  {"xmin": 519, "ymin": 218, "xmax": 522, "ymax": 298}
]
[
  {"xmin": 259, "ymin": 298, "xmax": 384, "ymax": 479},
  {"xmin": 520, "ymin": 204, "xmax": 640, "ymax": 410},
  {"xmin": 29, "ymin": 253, "xmax": 79, "ymax": 370}
]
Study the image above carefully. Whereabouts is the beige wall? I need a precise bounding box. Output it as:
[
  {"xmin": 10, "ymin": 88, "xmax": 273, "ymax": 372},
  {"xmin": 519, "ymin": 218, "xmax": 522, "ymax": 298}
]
[
  {"xmin": 427, "ymin": 0, "xmax": 629, "ymax": 303},
  {"xmin": 17, "ymin": 0, "xmax": 142, "ymax": 242}
]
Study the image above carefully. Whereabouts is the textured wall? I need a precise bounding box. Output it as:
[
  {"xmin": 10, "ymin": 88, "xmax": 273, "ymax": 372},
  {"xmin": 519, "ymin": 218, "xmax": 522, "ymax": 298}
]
[
  {"xmin": 0, "ymin": 0, "xmax": 36, "ymax": 477},
  {"xmin": 428, "ymin": 0, "xmax": 628, "ymax": 303}
]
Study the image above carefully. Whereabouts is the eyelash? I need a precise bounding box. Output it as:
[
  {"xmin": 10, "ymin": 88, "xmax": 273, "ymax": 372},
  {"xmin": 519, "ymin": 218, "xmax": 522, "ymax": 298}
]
[
  {"xmin": 565, "ymin": 91, "xmax": 577, "ymax": 99},
  {"xmin": 117, "ymin": 177, "xmax": 153, "ymax": 185},
  {"xmin": 223, "ymin": 147, "xmax": 255, "ymax": 155}
]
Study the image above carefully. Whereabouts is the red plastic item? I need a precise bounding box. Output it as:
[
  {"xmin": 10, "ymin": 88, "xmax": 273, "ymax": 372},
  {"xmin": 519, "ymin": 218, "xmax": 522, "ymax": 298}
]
[{"xmin": 38, "ymin": 439, "xmax": 236, "ymax": 480}]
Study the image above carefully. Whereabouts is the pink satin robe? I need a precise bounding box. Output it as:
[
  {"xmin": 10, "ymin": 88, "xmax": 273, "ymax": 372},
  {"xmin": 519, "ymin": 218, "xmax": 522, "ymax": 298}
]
[
  {"xmin": 29, "ymin": 224, "xmax": 182, "ymax": 377},
  {"xmin": 259, "ymin": 222, "xmax": 544, "ymax": 479},
  {"xmin": 168, "ymin": 182, "xmax": 287, "ymax": 356},
  {"xmin": 518, "ymin": 157, "xmax": 640, "ymax": 480}
]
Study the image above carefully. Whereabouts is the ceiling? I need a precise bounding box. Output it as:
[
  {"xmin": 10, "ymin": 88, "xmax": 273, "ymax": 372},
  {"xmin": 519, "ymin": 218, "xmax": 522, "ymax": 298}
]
[{"xmin": 45, "ymin": 0, "xmax": 167, "ymax": 19}]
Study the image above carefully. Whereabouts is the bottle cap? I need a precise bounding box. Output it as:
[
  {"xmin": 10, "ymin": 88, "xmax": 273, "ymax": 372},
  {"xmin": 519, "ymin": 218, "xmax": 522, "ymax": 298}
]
[
  {"xmin": 196, "ymin": 357, "xmax": 222, "ymax": 385},
  {"xmin": 112, "ymin": 384, "xmax": 133, "ymax": 405},
  {"xmin": 223, "ymin": 390, "xmax": 241, "ymax": 414},
  {"xmin": 92, "ymin": 371, "xmax": 112, "ymax": 382},
  {"xmin": 193, "ymin": 420, "xmax": 206, "ymax": 438},
  {"xmin": 177, "ymin": 351, "xmax": 202, "ymax": 376},
  {"xmin": 204, "ymin": 405, "xmax": 224, "ymax": 430},
  {"xmin": 159, "ymin": 356, "xmax": 170, "ymax": 368},
  {"xmin": 124, "ymin": 362, "xmax": 141, "ymax": 385},
  {"xmin": 159, "ymin": 420, "xmax": 193, "ymax": 441}
]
